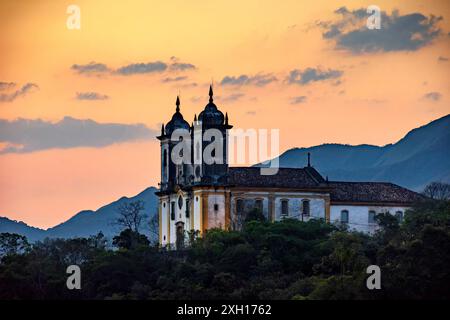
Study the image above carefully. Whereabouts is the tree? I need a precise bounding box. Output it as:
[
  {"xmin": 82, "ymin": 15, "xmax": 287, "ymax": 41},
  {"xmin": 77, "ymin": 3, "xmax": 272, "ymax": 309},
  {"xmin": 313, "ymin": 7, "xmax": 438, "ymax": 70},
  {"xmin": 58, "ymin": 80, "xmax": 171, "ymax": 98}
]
[
  {"xmin": 112, "ymin": 229, "xmax": 150, "ymax": 250},
  {"xmin": 0, "ymin": 233, "xmax": 30, "ymax": 258},
  {"xmin": 148, "ymin": 213, "xmax": 159, "ymax": 243},
  {"xmin": 423, "ymin": 182, "xmax": 450, "ymax": 200},
  {"xmin": 115, "ymin": 200, "xmax": 147, "ymax": 233}
]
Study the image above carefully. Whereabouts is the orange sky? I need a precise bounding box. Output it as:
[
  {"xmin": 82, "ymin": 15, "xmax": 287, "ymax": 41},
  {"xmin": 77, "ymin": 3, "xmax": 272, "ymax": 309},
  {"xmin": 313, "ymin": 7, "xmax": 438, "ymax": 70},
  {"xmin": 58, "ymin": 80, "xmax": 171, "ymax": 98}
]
[{"xmin": 0, "ymin": 0, "xmax": 449, "ymax": 228}]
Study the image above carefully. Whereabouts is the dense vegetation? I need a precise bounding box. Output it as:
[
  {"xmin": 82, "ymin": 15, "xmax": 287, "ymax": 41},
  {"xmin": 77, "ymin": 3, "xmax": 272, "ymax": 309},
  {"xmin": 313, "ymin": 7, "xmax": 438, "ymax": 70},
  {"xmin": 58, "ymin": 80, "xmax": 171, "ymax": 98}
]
[{"xmin": 0, "ymin": 199, "xmax": 449, "ymax": 300}]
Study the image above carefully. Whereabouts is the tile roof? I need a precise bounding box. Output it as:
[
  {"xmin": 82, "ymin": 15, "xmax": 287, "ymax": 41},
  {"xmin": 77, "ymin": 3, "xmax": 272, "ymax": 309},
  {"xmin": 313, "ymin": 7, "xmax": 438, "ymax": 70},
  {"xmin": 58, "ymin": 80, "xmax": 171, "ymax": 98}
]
[
  {"xmin": 229, "ymin": 167, "xmax": 423, "ymax": 204},
  {"xmin": 327, "ymin": 181, "xmax": 425, "ymax": 204},
  {"xmin": 228, "ymin": 167, "xmax": 323, "ymax": 189}
]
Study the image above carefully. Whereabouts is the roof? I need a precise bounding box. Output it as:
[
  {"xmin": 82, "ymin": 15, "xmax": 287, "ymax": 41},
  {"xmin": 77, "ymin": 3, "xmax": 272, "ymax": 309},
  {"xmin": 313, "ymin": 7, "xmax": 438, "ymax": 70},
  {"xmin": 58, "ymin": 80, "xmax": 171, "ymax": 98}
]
[
  {"xmin": 327, "ymin": 181, "xmax": 424, "ymax": 204},
  {"xmin": 228, "ymin": 167, "xmax": 423, "ymax": 204},
  {"xmin": 228, "ymin": 167, "xmax": 324, "ymax": 189}
]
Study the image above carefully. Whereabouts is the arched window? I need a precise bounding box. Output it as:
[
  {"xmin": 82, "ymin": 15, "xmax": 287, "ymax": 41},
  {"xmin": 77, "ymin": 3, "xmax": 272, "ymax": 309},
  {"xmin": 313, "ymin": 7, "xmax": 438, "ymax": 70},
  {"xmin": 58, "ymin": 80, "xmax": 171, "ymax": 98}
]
[
  {"xmin": 170, "ymin": 201, "xmax": 175, "ymax": 220},
  {"xmin": 340, "ymin": 210, "xmax": 349, "ymax": 223},
  {"xmin": 395, "ymin": 211, "xmax": 403, "ymax": 223},
  {"xmin": 281, "ymin": 199, "xmax": 289, "ymax": 216},
  {"xmin": 302, "ymin": 200, "xmax": 310, "ymax": 217},
  {"xmin": 185, "ymin": 199, "xmax": 190, "ymax": 218},
  {"xmin": 368, "ymin": 210, "xmax": 376, "ymax": 224}
]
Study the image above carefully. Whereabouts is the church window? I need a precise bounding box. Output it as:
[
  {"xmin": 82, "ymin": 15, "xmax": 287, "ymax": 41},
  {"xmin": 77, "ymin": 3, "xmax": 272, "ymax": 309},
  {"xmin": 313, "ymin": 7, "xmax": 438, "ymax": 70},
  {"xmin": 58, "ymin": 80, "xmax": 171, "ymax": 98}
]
[
  {"xmin": 178, "ymin": 195, "xmax": 183, "ymax": 209},
  {"xmin": 255, "ymin": 199, "xmax": 263, "ymax": 212},
  {"xmin": 163, "ymin": 150, "xmax": 167, "ymax": 172},
  {"xmin": 214, "ymin": 204, "xmax": 219, "ymax": 211},
  {"xmin": 170, "ymin": 202, "xmax": 175, "ymax": 220},
  {"xmin": 236, "ymin": 199, "xmax": 244, "ymax": 214},
  {"xmin": 163, "ymin": 202, "xmax": 166, "ymax": 208},
  {"xmin": 340, "ymin": 210, "xmax": 349, "ymax": 223},
  {"xmin": 281, "ymin": 199, "xmax": 289, "ymax": 216},
  {"xmin": 185, "ymin": 199, "xmax": 190, "ymax": 218},
  {"xmin": 302, "ymin": 200, "xmax": 310, "ymax": 217},
  {"xmin": 395, "ymin": 211, "xmax": 403, "ymax": 223},
  {"xmin": 368, "ymin": 211, "xmax": 376, "ymax": 224}
]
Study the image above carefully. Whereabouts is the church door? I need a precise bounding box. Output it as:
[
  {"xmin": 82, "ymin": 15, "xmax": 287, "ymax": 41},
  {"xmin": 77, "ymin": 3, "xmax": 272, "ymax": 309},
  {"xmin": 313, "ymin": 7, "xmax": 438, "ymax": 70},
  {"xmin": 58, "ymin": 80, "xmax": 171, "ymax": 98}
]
[{"xmin": 176, "ymin": 222, "xmax": 185, "ymax": 250}]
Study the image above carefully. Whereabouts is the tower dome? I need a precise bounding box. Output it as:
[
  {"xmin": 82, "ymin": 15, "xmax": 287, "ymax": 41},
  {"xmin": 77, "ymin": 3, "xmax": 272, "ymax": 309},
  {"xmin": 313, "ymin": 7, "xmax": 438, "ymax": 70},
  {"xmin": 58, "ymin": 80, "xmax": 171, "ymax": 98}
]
[
  {"xmin": 198, "ymin": 85, "xmax": 224, "ymax": 126},
  {"xmin": 165, "ymin": 96, "xmax": 190, "ymax": 136}
]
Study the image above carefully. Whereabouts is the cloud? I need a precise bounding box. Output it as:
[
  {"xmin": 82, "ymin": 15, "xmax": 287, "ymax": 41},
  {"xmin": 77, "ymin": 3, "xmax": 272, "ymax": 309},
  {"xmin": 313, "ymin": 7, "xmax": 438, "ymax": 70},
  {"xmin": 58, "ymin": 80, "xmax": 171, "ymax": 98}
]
[
  {"xmin": 71, "ymin": 62, "xmax": 110, "ymax": 74},
  {"xmin": 423, "ymin": 92, "xmax": 442, "ymax": 101},
  {"xmin": 319, "ymin": 7, "xmax": 442, "ymax": 53},
  {"xmin": 246, "ymin": 111, "xmax": 257, "ymax": 115},
  {"xmin": 115, "ymin": 61, "xmax": 167, "ymax": 75},
  {"xmin": 170, "ymin": 62, "xmax": 196, "ymax": 71},
  {"xmin": 438, "ymin": 56, "xmax": 449, "ymax": 62},
  {"xmin": 162, "ymin": 76, "xmax": 188, "ymax": 83},
  {"xmin": 0, "ymin": 83, "xmax": 39, "ymax": 103},
  {"xmin": 76, "ymin": 92, "xmax": 109, "ymax": 100},
  {"xmin": 219, "ymin": 93, "xmax": 245, "ymax": 103},
  {"xmin": 72, "ymin": 58, "xmax": 196, "ymax": 77},
  {"xmin": 0, "ymin": 117, "xmax": 155, "ymax": 153},
  {"xmin": 290, "ymin": 96, "xmax": 307, "ymax": 104},
  {"xmin": 220, "ymin": 73, "xmax": 277, "ymax": 87},
  {"xmin": 287, "ymin": 68, "xmax": 343, "ymax": 85},
  {"xmin": 0, "ymin": 82, "xmax": 16, "ymax": 91}
]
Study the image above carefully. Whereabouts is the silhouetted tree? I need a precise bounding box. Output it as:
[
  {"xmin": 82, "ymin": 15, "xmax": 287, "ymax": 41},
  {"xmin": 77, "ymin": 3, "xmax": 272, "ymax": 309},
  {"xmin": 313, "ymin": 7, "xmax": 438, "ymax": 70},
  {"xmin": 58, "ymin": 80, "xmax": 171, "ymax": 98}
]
[
  {"xmin": 115, "ymin": 200, "xmax": 147, "ymax": 233},
  {"xmin": 423, "ymin": 182, "xmax": 450, "ymax": 200}
]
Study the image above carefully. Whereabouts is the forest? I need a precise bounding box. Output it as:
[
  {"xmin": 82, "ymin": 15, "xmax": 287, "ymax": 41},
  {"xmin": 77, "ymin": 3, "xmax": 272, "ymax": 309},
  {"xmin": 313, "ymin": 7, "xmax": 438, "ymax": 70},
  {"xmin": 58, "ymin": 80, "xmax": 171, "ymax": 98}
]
[{"xmin": 0, "ymin": 190, "xmax": 449, "ymax": 300}]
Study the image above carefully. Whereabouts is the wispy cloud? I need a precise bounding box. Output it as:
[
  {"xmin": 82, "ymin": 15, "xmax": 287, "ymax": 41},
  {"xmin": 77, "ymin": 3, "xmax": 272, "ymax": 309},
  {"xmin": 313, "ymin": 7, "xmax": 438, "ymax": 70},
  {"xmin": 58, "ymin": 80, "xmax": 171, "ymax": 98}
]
[
  {"xmin": 422, "ymin": 92, "xmax": 442, "ymax": 101},
  {"xmin": 0, "ymin": 82, "xmax": 16, "ymax": 91},
  {"xmin": 162, "ymin": 76, "xmax": 188, "ymax": 83},
  {"xmin": 115, "ymin": 61, "xmax": 167, "ymax": 75},
  {"xmin": 221, "ymin": 73, "xmax": 277, "ymax": 87},
  {"xmin": 71, "ymin": 62, "xmax": 111, "ymax": 75},
  {"xmin": 318, "ymin": 7, "xmax": 442, "ymax": 54},
  {"xmin": 0, "ymin": 117, "xmax": 155, "ymax": 153},
  {"xmin": 170, "ymin": 62, "xmax": 196, "ymax": 71},
  {"xmin": 219, "ymin": 93, "xmax": 245, "ymax": 103},
  {"xmin": 438, "ymin": 56, "xmax": 449, "ymax": 62},
  {"xmin": 290, "ymin": 96, "xmax": 307, "ymax": 104},
  {"xmin": 287, "ymin": 68, "xmax": 343, "ymax": 85},
  {"xmin": 0, "ymin": 83, "xmax": 39, "ymax": 103},
  {"xmin": 76, "ymin": 92, "xmax": 109, "ymax": 100},
  {"xmin": 72, "ymin": 58, "xmax": 196, "ymax": 77}
]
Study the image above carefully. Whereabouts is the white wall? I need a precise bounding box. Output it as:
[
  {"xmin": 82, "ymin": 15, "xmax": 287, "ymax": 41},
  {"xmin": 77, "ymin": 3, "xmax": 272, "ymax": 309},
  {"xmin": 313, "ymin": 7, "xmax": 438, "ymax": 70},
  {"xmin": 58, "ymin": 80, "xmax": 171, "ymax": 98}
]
[
  {"xmin": 330, "ymin": 205, "xmax": 409, "ymax": 233},
  {"xmin": 207, "ymin": 194, "xmax": 226, "ymax": 229},
  {"xmin": 274, "ymin": 196, "xmax": 325, "ymax": 221}
]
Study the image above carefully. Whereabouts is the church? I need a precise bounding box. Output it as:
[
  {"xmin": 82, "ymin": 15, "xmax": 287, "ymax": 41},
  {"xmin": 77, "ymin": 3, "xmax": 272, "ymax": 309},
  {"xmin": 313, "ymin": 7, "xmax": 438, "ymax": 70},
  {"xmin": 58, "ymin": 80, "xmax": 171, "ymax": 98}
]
[{"xmin": 156, "ymin": 86, "xmax": 423, "ymax": 248}]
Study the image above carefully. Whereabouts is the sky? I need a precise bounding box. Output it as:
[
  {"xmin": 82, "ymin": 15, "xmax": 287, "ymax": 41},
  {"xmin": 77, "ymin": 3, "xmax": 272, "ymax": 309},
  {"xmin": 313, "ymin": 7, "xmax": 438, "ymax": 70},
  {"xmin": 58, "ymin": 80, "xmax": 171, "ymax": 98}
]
[{"xmin": 0, "ymin": 0, "xmax": 449, "ymax": 229}]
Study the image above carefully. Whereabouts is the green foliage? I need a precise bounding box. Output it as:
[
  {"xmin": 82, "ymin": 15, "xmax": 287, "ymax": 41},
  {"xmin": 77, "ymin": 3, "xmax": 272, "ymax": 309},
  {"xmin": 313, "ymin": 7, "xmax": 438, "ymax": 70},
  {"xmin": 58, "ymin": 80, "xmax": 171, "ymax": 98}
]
[{"xmin": 0, "ymin": 200, "xmax": 449, "ymax": 300}]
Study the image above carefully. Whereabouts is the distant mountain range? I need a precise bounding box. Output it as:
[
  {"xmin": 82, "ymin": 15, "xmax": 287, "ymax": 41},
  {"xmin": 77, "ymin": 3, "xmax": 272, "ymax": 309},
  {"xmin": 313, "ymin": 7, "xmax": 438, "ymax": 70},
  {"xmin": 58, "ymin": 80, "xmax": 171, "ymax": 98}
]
[
  {"xmin": 258, "ymin": 114, "xmax": 450, "ymax": 192},
  {"xmin": 0, "ymin": 187, "xmax": 159, "ymax": 242},
  {"xmin": 1, "ymin": 114, "xmax": 449, "ymax": 242}
]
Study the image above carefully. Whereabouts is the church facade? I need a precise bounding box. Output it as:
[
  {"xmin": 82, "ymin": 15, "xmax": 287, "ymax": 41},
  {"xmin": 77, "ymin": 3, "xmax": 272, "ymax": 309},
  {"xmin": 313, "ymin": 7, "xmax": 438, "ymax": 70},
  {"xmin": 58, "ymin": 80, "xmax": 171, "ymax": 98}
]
[{"xmin": 156, "ymin": 87, "xmax": 423, "ymax": 248}]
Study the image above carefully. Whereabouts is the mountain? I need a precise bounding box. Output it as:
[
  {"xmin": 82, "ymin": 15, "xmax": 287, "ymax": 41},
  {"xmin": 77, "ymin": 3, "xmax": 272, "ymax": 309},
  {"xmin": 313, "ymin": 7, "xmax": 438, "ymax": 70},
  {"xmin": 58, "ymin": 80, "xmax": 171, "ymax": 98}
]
[
  {"xmin": 0, "ymin": 187, "xmax": 159, "ymax": 242},
  {"xmin": 257, "ymin": 114, "xmax": 450, "ymax": 191},
  {"xmin": 0, "ymin": 217, "xmax": 46, "ymax": 242}
]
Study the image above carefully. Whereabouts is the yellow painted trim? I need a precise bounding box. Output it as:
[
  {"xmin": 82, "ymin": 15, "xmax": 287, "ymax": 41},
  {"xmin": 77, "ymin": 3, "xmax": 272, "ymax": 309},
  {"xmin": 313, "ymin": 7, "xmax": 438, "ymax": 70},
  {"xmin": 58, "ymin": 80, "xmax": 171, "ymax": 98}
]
[
  {"xmin": 190, "ymin": 197, "xmax": 194, "ymax": 231},
  {"xmin": 325, "ymin": 198, "xmax": 331, "ymax": 223},
  {"xmin": 167, "ymin": 201, "xmax": 171, "ymax": 244},
  {"xmin": 199, "ymin": 194, "xmax": 203, "ymax": 236},
  {"xmin": 202, "ymin": 193, "xmax": 209, "ymax": 233},
  {"xmin": 158, "ymin": 202, "xmax": 162, "ymax": 245}
]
